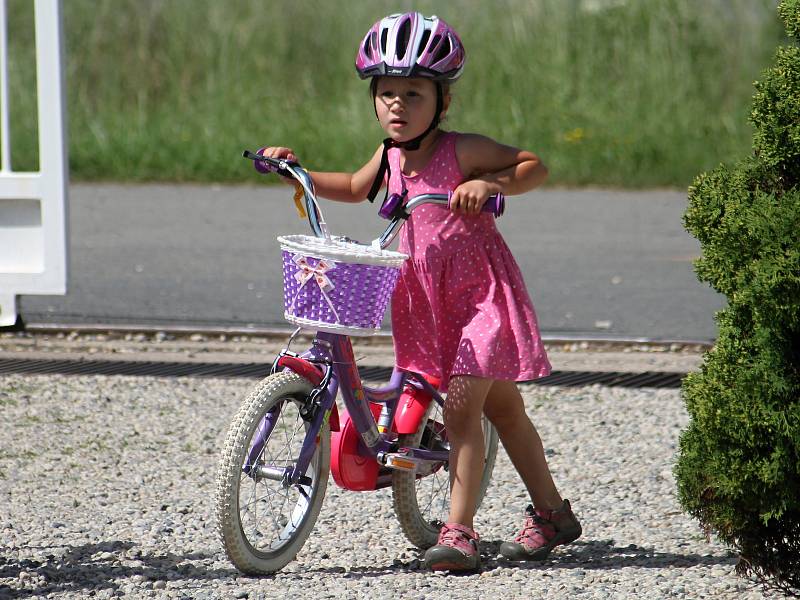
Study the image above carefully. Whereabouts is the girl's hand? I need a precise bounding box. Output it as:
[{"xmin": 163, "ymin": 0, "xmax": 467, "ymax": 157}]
[
  {"xmin": 256, "ymin": 146, "xmax": 298, "ymax": 184},
  {"xmin": 449, "ymin": 180, "xmax": 499, "ymax": 215},
  {"xmin": 257, "ymin": 146, "xmax": 298, "ymax": 163}
]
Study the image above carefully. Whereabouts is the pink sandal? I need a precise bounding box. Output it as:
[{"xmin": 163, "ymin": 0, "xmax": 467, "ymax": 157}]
[
  {"xmin": 500, "ymin": 500, "xmax": 582, "ymax": 561},
  {"xmin": 423, "ymin": 522, "xmax": 480, "ymax": 571}
]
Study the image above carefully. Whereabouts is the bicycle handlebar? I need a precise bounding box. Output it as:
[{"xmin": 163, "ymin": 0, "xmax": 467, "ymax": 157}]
[
  {"xmin": 245, "ymin": 150, "xmax": 329, "ymax": 238},
  {"xmin": 378, "ymin": 190, "xmax": 505, "ymax": 220},
  {"xmin": 244, "ymin": 150, "xmax": 505, "ymax": 250}
]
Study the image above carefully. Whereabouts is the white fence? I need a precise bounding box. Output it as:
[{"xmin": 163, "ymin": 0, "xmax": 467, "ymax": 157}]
[{"xmin": 0, "ymin": 0, "xmax": 69, "ymax": 326}]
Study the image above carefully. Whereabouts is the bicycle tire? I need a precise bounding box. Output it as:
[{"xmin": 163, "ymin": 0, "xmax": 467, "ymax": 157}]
[
  {"xmin": 392, "ymin": 401, "xmax": 498, "ymax": 549},
  {"xmin": 215, "ymin": 371, "xmax": 330, "ymax": 574}
]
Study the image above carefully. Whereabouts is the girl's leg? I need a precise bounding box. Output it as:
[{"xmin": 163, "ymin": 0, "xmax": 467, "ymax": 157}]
[
  {"xmin": 443, "ymin": 375, "xmax": 494, "ymax": 529},
  {"xmin": 482, "ymin": 379, "xmax": 563, "ymax": 510}
]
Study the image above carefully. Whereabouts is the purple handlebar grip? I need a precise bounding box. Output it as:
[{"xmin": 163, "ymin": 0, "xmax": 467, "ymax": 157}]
[
  {"xmin": 487, "ymin": 193, "xmax": 505, "ymax": 216},
  {"xmin": 378, "ymin": 192, "xmax": 405, "ymax": 220},
  {"xmin": 446, "ymin": 192, "xmax": 505, "ymax": 217},
  {"xmin": 253, "ymin": 147, "xmax": 276, "ymax": 175}
]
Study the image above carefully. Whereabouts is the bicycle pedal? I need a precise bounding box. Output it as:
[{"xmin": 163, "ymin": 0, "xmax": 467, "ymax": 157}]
[{"xmin": 383, "ymin": 452, "xmax": 422, "ymax": 472}]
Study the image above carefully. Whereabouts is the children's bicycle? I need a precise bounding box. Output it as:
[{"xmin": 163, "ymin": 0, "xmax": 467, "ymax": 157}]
[{"xmin": 214, "ymin": 151, "xmax": 507, "ymax": 574}]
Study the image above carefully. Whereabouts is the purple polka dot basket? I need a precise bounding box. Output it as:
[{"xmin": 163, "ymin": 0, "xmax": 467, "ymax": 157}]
[{"xmin": 278, "ymin": 235, "xmax": 408, "ymax": 336}]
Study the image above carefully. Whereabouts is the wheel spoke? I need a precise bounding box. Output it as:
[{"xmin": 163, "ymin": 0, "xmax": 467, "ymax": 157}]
[
  {"xmin": 239, "ymin": 484, "xmax": 292, "ymax": 510},
  {"xmin": 418, "ymin": 468, "xmax": 449, "ymax": 519},
  {"xmin": 241, "ymin": 486, "xmax": 284, "ymax": 540}
]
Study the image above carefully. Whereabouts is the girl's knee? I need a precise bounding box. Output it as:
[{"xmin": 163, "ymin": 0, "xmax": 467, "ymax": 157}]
[
  {"xmin": 444, "ymin": 408, "xmax": 482, "ymax": 436},
  {"xmin": 483, "ymin": 385, "xmax": 527, "ymax": 429},
  {"xmin": 485, "ymin": 408, "xmax": 531, "ymax": 438},
  {"xmin": 444, "ymin": 376, "xmax": 492, "ymax": 425}
]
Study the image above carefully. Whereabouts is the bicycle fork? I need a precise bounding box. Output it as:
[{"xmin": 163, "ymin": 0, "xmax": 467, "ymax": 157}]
[{"xmin": 245, "ymin": 359, "xmax": 338, "ymax": 491}]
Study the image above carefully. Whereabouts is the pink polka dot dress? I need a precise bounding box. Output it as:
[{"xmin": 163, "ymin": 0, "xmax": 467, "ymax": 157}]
[{"xmin": 389, "ymin": 131, "xmax": 551, "ymax": 392}]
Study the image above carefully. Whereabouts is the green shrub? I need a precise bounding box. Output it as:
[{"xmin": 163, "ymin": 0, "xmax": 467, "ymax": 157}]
[{"xmin": 676, "ymin": 0, "xmax": 800, "ymax": 595}]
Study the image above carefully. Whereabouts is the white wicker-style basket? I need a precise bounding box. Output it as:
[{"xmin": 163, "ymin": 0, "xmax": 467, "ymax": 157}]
[{"xmin": 278, "ymin": 235, "xmax": 408, "ymax": 336}]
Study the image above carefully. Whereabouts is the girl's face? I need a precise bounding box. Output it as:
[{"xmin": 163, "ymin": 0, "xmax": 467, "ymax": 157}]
[{"xmin": 374, "ymin": 77, "xmax": 447, "ymax": 144}]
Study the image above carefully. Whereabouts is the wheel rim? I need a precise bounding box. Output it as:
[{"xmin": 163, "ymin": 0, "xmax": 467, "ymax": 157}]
[{"xmin": 236, "ymin": 397, "xmax": 318, "ymax": 556}]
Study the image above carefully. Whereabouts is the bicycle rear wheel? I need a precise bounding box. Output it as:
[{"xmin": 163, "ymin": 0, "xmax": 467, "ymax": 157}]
[
  {"xmin": 392, "ymin": 399, "xmax": 498, "ymax": 549},
  {"xmin": 215, "ymin": 371, "xmax": 330, "ymax": 574}
]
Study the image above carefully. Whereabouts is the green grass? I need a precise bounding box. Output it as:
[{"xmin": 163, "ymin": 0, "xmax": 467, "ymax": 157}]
[{"xmin": 4, "ymin": 0, "xmax": 788, "ymax": 187}]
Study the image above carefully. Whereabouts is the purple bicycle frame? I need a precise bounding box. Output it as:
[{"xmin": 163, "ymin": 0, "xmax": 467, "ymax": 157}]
[{"xmin": 246, "ymin": 331, "xmax": 447, "ymax": 486}]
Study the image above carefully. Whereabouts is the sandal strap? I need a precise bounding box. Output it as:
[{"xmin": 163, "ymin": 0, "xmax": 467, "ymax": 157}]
[{"xmin": 440, "ymin": 522, "xmax": 480, "ymax": 541}]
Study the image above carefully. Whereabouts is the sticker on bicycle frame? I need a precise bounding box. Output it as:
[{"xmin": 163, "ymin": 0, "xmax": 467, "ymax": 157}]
[{"xmin": 362, "ymin": 427, "xmax": 380, "ymax": 448}]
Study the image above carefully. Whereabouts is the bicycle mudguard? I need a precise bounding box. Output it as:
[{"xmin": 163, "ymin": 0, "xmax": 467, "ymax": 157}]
[
  {"xmin": 276, "ymin": 355, "xmax": 324, "ymax": 386},
  {"xmin": 276, "ymin": 355, "xmax": 339, "ymax": 431},
  {"xmin": 393, "ymin": 384, "xmax": 435, "ymax": 434}
]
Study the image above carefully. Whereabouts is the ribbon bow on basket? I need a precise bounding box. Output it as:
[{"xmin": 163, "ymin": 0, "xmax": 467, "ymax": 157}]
[{"xmin": 289, "ymin": 254, "xmax": 341, "ymax": 323}]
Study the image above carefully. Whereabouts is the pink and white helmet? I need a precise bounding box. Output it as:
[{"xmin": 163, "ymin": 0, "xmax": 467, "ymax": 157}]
[{"xmin": 355, "ymin": 13, "xmax": 465, "ymax": 82}]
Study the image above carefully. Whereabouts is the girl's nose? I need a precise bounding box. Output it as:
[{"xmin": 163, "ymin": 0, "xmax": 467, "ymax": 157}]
[{"xmin": 377, "ymin": 93, "xmax": 404, "ymax": 113}]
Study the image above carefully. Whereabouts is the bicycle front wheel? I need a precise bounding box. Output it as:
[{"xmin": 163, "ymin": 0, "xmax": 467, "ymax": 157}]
[
  {"xmin": 215, "ymin": 371, "xmax": 330, "ymax": 574},
  {"xmin": 392, "ymin": 399, "xmax": 498, "ymax": 549}
]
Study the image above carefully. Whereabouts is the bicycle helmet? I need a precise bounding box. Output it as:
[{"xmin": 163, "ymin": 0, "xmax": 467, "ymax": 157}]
[
  {"xmin": 356, "ymin": 12, "xmax": 466, "ymax": 82},
  {"xmin": 356, "ymin": 13, "xmax": 466, "ymax": 203}
]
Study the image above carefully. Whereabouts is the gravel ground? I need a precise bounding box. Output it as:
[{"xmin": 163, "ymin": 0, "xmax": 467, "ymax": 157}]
[{"xmin": 0, "ymin": 373, "xmax": 772, "ymax": 600}]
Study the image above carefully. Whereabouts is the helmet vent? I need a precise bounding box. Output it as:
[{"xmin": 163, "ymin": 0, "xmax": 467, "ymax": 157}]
[
  {"xmin": 432, "ymin": 35, "xmax": 451, "ymax": 65},
  {"xmin": 364, "ymin": 33, "xmax": 374, "ymax": 58},
  {"xmin": 396, "ymin": 18, "xmax": 411, "ymax": 60},
  {"xmin": 429, "ymin": 34, "xmax": 441, "ymax": 57},
  {"xmin": 380, "ymin": 28, "xmax": 388, "ymax": 54},
  {"xmin": 418, "ymin": 29, "xmax": 431, "ymax": 57}
]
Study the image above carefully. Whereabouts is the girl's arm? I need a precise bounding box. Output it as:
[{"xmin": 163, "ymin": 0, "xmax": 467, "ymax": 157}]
[
  {"xmin": 452, "ymin": 134, "xmax": 548, "ymax": 214},
  {"xmin": 258, "ymin": 145, "xmax": 384, "ymax": 204}
]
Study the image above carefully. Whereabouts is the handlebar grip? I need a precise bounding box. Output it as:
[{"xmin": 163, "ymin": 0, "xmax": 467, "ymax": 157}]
[
  {"xmin": 243, "ymin": 149, "xmax": 297, "ymax": 179},
  {"xmin": 252, "ymin": 148, "xmax": 275, "ymax": 175},
  {"xmin": 483, "ymin": 193, "xmax": 505, "ymax": 217},
  {"xmin": 446, "ymin": 192, "xmax": 505, "ymax": 217}
]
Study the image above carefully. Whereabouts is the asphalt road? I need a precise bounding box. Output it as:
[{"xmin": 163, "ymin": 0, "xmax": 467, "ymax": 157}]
[{"xmin": 17, "ymin": 183, "xmax": 724, "ymax": 341}]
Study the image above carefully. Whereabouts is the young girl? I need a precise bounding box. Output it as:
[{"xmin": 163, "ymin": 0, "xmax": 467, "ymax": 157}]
[{"xmin": 259, "ymin": 12, "xmax": 581, "ymax": 572}]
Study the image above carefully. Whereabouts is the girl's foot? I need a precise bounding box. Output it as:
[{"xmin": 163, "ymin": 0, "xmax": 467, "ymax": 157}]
[
  {"xmin": 423, "ymin": 523, "xmax": 480, "ymax": 572},
  {"xmin": 499, "ymin": 499, "xmax": 582, "ymax": 561}
]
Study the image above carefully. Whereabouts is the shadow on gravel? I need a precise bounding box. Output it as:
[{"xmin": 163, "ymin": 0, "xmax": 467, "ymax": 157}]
[
  {"xmin": 0, "ymin": 540, "xmax": 237, "ymax": 599},
  {"xmin": 0, "ymin": 538, "xmax": 741, "ymax": 596},
  {"xmin": 483, "ymin": 539, "xmax": 738, "ymax": 571},
  {"xmin": 258, "ymin": 540, "xmax": 738, "ymax": 580}
]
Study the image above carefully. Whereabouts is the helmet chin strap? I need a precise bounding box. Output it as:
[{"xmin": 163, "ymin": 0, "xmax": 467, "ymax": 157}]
[{"xmin": 367, "ymin": 82, "xmax": 444, "ymax": 203}]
